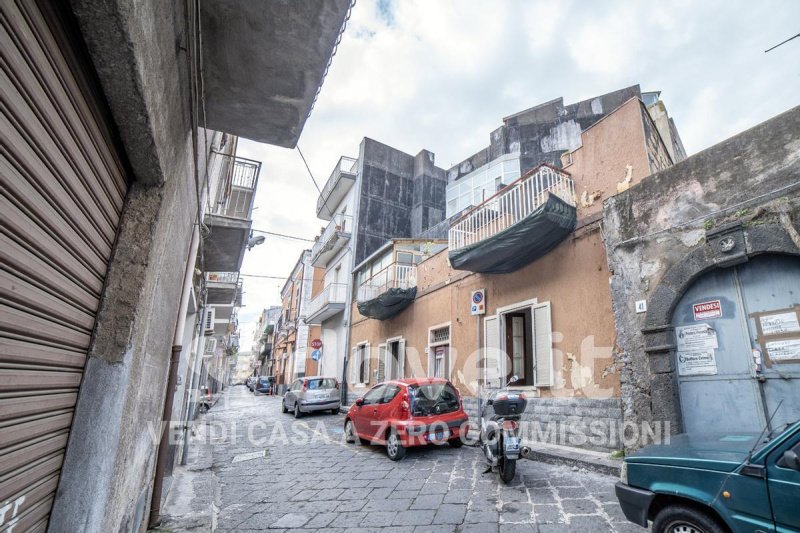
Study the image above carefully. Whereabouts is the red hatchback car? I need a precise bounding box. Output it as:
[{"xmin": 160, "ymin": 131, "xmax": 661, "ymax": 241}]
[{"xmin": 344, "ymin": 378, "xmax": 470, "ymax": 460}]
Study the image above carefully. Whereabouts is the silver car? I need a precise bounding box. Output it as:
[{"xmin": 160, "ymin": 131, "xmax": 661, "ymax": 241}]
[{"xmin": 282, "ymin": 376, "xmax": 341, "ymax": 418}]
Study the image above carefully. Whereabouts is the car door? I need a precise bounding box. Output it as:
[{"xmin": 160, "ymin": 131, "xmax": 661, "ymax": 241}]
[
  {"xmin": 354, "ymin": 384, "xmax": 385, "ymax": 437},
  {"xmin": 767, "ymin": 430, "xmax": 800, "ymax": 532},
  {"xmin": 370, "ymin": 384, "xmax": 402, "ymax": 442},
  {"xmin": 287, "ymin": 380, "xmax": 300, "ymax": 407}
]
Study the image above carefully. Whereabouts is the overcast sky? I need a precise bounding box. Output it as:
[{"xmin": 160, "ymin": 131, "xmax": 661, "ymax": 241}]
[{"xmin": 234, "ymin": 0, "xmax": 800, "ymax": 349}]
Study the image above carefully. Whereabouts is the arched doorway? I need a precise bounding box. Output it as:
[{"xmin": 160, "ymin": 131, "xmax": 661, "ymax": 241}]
[{"xmin": 672, "ymin": 254, "xmax": 800, "ymax": 435}]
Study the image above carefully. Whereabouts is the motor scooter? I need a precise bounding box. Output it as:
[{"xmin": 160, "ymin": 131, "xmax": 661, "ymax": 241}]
[{"xmin": 478, "ymin": 374, "xmax": 528, "ymax": 483}]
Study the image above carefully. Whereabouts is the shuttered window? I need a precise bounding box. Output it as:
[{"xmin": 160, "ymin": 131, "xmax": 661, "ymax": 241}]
[
  {"xmin": 483, "ymin": 315, "xmax": 501, "ymax": 387},
  {"xmin": 533, "ymin": 302, "xmax": 553, "ymax": 387}
]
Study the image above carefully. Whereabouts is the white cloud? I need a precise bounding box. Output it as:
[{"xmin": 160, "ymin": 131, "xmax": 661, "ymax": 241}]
[{"xmin": 235, "ymin": 0, "xmax": 800, "ymax": 333}]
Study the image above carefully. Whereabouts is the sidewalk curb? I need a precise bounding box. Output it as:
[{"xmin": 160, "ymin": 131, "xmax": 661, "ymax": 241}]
[{"xmin": 522, "ymin": 442, "xmax": 622, "ymax": 477}]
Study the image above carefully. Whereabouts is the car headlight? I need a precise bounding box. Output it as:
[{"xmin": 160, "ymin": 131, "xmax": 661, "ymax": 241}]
[{"xmin": 619, "ymin": 461, "xmax": 628, "ymax": 484}]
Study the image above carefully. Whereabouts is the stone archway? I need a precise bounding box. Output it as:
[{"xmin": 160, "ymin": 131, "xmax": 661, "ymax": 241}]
[{"xmin": 639, "ymin": 221, "xmax": 800, "ymax": 434}]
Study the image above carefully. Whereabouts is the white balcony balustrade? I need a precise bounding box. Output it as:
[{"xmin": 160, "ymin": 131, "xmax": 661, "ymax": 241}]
[
  {"xmin": 448, "ymin": 165, "xmax": 575, "ymax": 252},
  {"xmin": 311, "ymin": 214, "xmax": 352, "ymax": 266},
  {"xmin": 305, "ymin": 283, "xmax": 348, "ymax": 323},
  {"xmin": 317, "ymin": 156, "xmax": 357, "ymax": 220},
  {"xmin": 357, "ymin": 263, "xmax": 417, "ymax": 303}
]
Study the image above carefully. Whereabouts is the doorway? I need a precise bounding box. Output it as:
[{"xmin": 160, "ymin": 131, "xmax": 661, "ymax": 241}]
[
  {"xmin": 672, "ymin": 255, "xmax": 800, "ymax": 434},
  {"xmin": 385, "ymin": 338, "xmax": 405, "ymax": 380},
  {"xmin": 504, "ymin": 311, "xmax": 533, "ymax": 386}
]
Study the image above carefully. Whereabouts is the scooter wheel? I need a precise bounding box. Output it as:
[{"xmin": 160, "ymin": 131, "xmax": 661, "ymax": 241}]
[{"xmin": 500, "ymin": 458, "xmax": 516, "ymax": 483}]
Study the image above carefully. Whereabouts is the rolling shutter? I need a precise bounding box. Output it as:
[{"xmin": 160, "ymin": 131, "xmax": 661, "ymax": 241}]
[
  {"xmin": 533, "ymin": 302, "xmax": 554, "ymax": 387},
  {"xmin": 1, "ymin": 2, "xmax": 128, "ymax": 530}
]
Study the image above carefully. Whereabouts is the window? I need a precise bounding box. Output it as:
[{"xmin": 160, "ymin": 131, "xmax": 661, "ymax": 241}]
[
  {"xmin": 362, "ymin": 384, "xmax": 386, "ymax": 405},
  {"xmin": 352, "ymin": 343, "xmax": 370, "ymax": 385},
  {"xmin": 306, "ymin": 378, "xmax": 336, "ymax": 390},
  {"xmin": 428, "ymin": 324, "xmax": 451, "ymax": 379},
  {"xmin": 381, "ymin": 384, "xmax": 401, "ymax": 404},
  {"xmin": 408, "ymin": 382, "xmax": 460, "ymax": 416}
]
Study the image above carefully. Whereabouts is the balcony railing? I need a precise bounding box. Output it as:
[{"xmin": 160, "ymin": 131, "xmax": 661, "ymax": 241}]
[
  {"xmin": 317, "ymin": 156, "xmax": 357, "ymax": 218},
  {"xmin": 448, "ymin": 165, "xmax": 575, "ymax": 252},
  {"xmin": 306, "ymin": 283, "xmax": 348, "ymax": 319},
  {"xmin": 211, "ymin": 156, "xmax": 261, "ymax": 220},
  {"xmin": 357, "ymin": 263, "xmax": 417, "ymax": 302},
  {"xmin": 311, "ymin": 214, "xmax": 352, "ymax": 264},
  {"xmin": 206, "ymin": 271, "xmax": 239, "ymax": 284}
]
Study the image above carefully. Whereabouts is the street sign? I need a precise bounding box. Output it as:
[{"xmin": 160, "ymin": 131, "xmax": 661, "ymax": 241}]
[
  {"xmin": 310, "ymin": 338, "xmax": 323, "ymax": 349},
  {"xmin": 470, "ymin": 289, "xmax": 486, "ymax": 315},
  {"xmin": 311, "ymin": 349, "xmax": 322, "ymax": 361}
]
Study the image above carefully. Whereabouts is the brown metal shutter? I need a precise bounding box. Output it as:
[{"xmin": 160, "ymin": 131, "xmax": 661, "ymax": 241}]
[{"xmin": 1, "ymin": 2, "xmax": 128, "ymax": 531}]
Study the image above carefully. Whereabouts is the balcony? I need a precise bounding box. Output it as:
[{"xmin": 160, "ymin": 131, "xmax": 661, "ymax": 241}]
[
  {"xmin": 204, "ymin": 156, "xmax": 261, "ymax": 272},
  {"xmin": 305, "ymin": 283, "xmax": 348, "ymax": 324},
  {"xmin": 448, "ymin": 164, "xmax": 577, "ymax": 274},
  {"xmin": 316, "ymin": 156, "xmax": 357, "ymax": 220},
  {"xmin": 356, "ymin": 263, "xmax": 417, "ymax": 321},
  {"xmin": 311, "ymin": 214, "xmax": 352, "ymax": 266},
  {"xmin": 206, "ymin": 272, "xmax": 241, "ymax": 305}
]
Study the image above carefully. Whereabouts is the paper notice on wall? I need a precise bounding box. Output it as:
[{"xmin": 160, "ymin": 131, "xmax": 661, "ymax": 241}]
[
  {"xmin": 760, "ymin": 312, "xmax": 800, "ymax": 336},
  {"xmin": 677, "ymin": 349, "xmax": 718, "ymax": 376},
  {"xmin": 676, "ymin": 324, "xmax": 719, "ymax": 351},
  {"xmin": 765, "ymin": 339, "xmax": 800, "ymax": 362}
]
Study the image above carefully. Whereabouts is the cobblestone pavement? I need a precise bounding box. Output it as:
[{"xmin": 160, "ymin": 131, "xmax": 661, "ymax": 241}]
[{"xmin": 159, "ymin": 386, "xmax": 644, "ymax": 532}]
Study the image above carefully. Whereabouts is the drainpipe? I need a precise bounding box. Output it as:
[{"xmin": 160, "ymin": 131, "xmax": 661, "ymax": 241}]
[{"xmin": 148, "ymin": 226, "xmax": 199, "ymax": 527}]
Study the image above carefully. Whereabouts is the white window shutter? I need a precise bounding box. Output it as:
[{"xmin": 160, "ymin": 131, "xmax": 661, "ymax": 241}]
[
  {"xmin": 483, "ymin": 315, "xmax": 501, "ymax": 387},
  {"xmin": 533, "ymin": 302, "xmax": 553, "ymax": 387},
  {"xmin": 203, "ymin": 308, "xmax": 216, "ymax": 335},
  {"xmin": 365, "ymin": 342, "xmax": 371, "ymax": 384},
  {"xmin": 398, "ymin": 339, "xmax": 406, "ymax": 378},
  {"xmin": 351, "ymin": 346, "xmax": 358, "ymax": 383},
  {"xmin": 377, "ymin": 343, "xmax": 387, "ymax": 382}
]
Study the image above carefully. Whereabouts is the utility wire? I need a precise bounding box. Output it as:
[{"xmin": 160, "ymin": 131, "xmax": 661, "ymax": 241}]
[
  {"xmin": 296, "ymin": 145, "xmax": 335, "ymax": 219},
  {"xmin": 765, "ymin": 32, "xmax": 800, "ymax": 53},
  {"xmin": 250, "ymin": 228, "xmax": 315, "ymax": 243}
]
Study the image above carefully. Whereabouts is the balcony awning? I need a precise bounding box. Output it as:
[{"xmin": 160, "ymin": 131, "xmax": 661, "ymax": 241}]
[
  {"xmin": 448, "ymin": 194, "xmax": 576, "ymax": 274},
  {"xmin": 357, "ymin": 287, "xmax": 417, "ymax": 321}
]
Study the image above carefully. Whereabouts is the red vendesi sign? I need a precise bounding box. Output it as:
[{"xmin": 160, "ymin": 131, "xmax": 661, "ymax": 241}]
[{"xmin": 693, "ymin": 300, "xmax": 722, "ymax": 320}]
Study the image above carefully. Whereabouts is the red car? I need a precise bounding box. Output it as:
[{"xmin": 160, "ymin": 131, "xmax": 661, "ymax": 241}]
[{"xmin": 344, "ymin": 378, "xmax": 470, "ymax": 460}]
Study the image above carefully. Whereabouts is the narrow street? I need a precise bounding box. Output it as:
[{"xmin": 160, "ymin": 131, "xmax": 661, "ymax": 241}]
[{"xmin": 157, "ymin": 387, "xmax": 643, "ymax": 532}]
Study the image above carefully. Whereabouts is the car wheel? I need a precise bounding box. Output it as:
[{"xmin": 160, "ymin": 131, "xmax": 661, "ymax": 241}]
[
  {"xmin": 344, "ymin": 419, "xmax": 358, "ymax": 444},
  {"xmin": 294, "ymin": 403, "xmax": 303, "ymax": 418},
  {"xmin": 386, "ymin": 430, "xmax": 406, "ymax": 461},
  {"xmin": 449, "ymin": 438, "xmax": 464, "ymax": 448},
  {"xmin": 330, "ymin": 408, "xmax": 339, "ymax": 415},
  {"xmin": 281, "ymin": 400, "xmax": 288, "ymax": 413},
  {"xmin": 652, "ymin": 504, "xmax": 726, "ymax": 533}
]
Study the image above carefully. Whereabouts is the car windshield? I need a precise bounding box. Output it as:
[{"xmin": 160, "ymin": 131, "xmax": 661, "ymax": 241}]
[
  {"xmin": 408, "ymin": 382, "xmax": 459, "ymax": 417},
  {"xmin": 306, "ymin": 378, "xmax": 336, "ymax": 390}
]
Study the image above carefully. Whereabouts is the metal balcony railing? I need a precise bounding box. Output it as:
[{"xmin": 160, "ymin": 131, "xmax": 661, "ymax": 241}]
[
  {"xmin": 211, "ymin": 156, "xmax": 261, "ymax": 220},
  {"xmin": 311, "ymin": 214, "xmax": 353, "ymax": 262},
  {"xmin": 357, "ymin": 263, "xmax": 417, "ymax": 302},
  {"xmin": 317, "ymin": 156, "xmax": 357, "ymax": 215},
  {"xmin": 306, "ymin": 283, "xmax": 348, "ymax": 318},
  {"xmin": 206, "ymin": 271, "xmax": 239, "ymax": 284},
  {"xmin": 448, "ymin": 165, "xmax": 575, "ymax": 252}
]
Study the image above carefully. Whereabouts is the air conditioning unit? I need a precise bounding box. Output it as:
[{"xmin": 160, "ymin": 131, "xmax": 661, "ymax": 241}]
[
  {"xmin": 203, "ymin": 308, "xmax": 216, "ymax": 335},
  {"xmin": 204, "ymin": 337, "xmax": 217, "ymax": 355}
]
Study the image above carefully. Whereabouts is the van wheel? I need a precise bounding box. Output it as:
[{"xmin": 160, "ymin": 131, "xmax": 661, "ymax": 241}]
[
  {"xmin": 386, "ymin": 430, "xmax": 406, "ymax": 461},
  {"xmin": 652, "ymin": 504, "xmax": 725, "ymax": 533}
]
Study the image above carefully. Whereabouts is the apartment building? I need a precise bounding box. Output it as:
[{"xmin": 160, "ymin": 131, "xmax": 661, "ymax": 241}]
[
  {"xmin": 273, "ymin": 251, "xmax": 322, "ymax": 391},
  {"xmin": 253, "ymin": 306, "xmax": 282, "ymax": 378},
  {"xmin": 348, "ymin": 87, "xmax": 686, "ymax": 452},
  {"xmin": 0, "ymin": 1, "xmax": 351, "ymax": 530},
  {"xmin": 303, "ymin": 139, "xmax": 448, "ymax": 387}
]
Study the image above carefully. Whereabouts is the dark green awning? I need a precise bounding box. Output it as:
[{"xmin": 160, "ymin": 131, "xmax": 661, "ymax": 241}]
[
  {"xmin": 448, "ymin": 194, "xmax": 576, "ymax": 273},
  {"xmin": 357, "ymin": 287, "xmax": 417, "ymax": 321}
]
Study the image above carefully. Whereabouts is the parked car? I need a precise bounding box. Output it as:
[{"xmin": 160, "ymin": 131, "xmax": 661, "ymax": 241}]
[
  {"xmin": 246, "ymin": 376, "xmax": 257, "ymax": 391},
  {"xmin": 282, "ymin": 377, "xmax": 341, "ymax": 417},
  {"xmin": 616, "ymin": 420, "xmax": 799, "ymax": 532},
  {"xmin": 344, "ymin": 378, "xmax": 469, "ymax": 461},
  {"xmin": 254, "ymin": 376, "xmax": 274, "ymax": 395}
]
